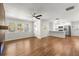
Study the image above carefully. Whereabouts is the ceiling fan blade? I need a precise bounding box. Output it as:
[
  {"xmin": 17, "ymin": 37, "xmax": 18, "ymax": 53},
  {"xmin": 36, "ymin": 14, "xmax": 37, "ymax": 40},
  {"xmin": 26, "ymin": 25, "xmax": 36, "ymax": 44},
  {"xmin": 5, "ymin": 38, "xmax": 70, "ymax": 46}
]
[{"xmin": 36, "ymin": 15, "xmax": 42, "ymax": 18}]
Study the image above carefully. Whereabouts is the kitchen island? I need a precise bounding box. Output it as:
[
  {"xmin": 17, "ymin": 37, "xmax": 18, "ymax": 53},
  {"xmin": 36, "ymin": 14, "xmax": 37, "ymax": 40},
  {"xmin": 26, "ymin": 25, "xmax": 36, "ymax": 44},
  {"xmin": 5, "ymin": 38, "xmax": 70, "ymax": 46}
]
[{"xmin": 49, "ymin": 31, "xmax": 66, "ymax": 38}]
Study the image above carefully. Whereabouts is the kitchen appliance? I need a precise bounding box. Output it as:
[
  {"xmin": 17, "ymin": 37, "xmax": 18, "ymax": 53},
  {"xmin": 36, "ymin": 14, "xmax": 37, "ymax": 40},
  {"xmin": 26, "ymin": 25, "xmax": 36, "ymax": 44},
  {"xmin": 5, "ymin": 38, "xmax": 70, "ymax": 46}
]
[{"xmin": 64, "ymin": 25, "xmax": 71, "ymax": 36}]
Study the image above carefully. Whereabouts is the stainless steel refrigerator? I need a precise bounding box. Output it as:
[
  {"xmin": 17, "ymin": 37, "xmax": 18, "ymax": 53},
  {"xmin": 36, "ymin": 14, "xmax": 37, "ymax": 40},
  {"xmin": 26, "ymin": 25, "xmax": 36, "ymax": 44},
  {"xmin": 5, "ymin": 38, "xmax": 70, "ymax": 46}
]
[{"xmin": 64, "ymin": 25, "xmax": 71, "ymax": 36}]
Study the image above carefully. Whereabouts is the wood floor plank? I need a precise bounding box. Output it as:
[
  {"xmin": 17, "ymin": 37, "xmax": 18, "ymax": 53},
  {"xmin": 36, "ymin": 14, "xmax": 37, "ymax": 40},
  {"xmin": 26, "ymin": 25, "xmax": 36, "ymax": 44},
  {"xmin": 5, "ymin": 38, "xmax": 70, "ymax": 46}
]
[{"xmin": 4, "ymin": 36, "xmax": 79, "ymax": 56}]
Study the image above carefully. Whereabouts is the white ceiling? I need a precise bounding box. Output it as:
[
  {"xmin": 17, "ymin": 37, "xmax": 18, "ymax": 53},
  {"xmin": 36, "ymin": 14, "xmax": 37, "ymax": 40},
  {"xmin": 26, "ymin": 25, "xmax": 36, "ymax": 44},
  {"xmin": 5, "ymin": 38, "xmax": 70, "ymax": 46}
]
[{"xmin": 4, "ymin": 3, "xmax": 79, "ymax": 21}]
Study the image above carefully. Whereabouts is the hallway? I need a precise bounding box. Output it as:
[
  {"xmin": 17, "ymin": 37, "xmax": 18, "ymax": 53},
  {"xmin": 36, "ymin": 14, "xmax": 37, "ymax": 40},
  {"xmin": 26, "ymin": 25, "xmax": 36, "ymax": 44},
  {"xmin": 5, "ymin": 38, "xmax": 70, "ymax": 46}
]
[{"xmin": 4, "ymin": 36, "xmax": 79, "ymax": 56}]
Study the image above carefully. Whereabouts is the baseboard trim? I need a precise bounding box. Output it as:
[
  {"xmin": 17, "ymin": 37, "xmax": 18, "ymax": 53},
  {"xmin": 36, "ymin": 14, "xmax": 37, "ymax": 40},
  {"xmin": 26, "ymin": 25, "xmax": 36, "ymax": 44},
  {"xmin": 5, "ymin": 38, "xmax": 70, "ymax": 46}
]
[
  {"xmin": 48, "ymin": 36, "xmax": 66, "ymax": 39},
  {"xmin": 5, "ymin": 35, "xmax": 79, "ymax": 43},
  {"xmin": 5, "ymin": 36, "xmax": 36, "ymax": 42}
]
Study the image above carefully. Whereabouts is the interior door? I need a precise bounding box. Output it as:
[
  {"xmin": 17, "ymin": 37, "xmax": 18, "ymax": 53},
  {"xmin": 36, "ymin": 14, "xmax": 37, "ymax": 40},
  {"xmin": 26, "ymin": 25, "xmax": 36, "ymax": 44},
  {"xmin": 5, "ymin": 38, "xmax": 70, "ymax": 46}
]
[{"xmin": 0, "ymin": 3, "xmax": 5, "ymax": 55}]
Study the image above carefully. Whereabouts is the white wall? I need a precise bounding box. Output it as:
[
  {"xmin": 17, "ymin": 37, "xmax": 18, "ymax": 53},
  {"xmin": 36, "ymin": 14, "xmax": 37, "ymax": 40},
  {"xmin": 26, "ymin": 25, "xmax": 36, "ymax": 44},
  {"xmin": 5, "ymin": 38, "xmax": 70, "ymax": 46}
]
[
  {"xmin": 71, "ymin": 21, "xmax": 79, "ymax": 36},
  {"xmin": 40, "ymin": 20, "xmax": 49, "ymax": 38},
  {"xmin": 33, "ymin": 18, "xmax": 49, "ymax": 39},
  {"xmin": 5, "ymin": 17, "xmax": 34, "ymax": 41},
  {"xmin": 34, "ymin": 20, "xmax": 41, "ymax": 38},
  {"xmin": 49, "ymin": 21, "xmax": 54, "ymax": 31}
]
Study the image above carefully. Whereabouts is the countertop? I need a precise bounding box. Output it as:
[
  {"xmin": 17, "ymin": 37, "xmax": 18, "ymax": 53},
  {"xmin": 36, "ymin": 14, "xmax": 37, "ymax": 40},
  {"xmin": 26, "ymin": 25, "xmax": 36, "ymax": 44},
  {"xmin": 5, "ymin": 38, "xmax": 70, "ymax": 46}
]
[{"xmin": 49, "ymin": 31, "xmax": 66, "ymax": 38}]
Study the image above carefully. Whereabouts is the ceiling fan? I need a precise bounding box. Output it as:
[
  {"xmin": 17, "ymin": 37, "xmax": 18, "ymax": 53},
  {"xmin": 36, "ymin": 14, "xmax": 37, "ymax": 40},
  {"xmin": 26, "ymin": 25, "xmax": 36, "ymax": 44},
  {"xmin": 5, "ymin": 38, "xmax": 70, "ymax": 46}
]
[{"xmin": 32, "ymin": 13, "xmax": 42, "ymax": 19}]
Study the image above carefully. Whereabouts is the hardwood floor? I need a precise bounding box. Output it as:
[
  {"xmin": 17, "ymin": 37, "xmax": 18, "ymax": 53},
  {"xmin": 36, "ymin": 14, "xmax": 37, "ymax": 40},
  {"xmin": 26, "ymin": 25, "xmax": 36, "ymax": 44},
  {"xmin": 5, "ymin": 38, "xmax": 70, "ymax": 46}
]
[{"xmin": 4, "ymin": 36, "xmax": 79, "ymax": 56}]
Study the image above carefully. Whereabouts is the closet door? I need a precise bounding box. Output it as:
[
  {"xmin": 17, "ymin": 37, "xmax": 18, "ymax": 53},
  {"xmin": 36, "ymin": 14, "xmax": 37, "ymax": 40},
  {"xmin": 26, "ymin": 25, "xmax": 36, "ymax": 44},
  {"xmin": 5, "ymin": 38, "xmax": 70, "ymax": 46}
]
[{"xmin": 0, "ymin": 3, "xmax": 5, "ymax": 55}]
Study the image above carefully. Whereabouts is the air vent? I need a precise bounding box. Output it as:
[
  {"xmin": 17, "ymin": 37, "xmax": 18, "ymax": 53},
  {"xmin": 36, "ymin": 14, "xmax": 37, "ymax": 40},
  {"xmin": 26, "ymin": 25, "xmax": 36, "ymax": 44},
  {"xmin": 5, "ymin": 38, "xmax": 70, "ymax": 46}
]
[{"xmin": 66, "ymin": 6, "xmax": 75, "ymax": 11}]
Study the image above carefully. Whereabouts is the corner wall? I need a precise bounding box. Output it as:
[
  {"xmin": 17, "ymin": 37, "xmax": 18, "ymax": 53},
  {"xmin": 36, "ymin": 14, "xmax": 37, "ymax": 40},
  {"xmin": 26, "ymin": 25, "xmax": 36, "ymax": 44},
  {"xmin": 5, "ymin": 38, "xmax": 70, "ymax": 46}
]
[{"xmin": 71, "ymin": 21, "xmax": 79, "ymax": 36}]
